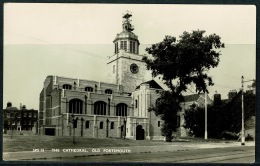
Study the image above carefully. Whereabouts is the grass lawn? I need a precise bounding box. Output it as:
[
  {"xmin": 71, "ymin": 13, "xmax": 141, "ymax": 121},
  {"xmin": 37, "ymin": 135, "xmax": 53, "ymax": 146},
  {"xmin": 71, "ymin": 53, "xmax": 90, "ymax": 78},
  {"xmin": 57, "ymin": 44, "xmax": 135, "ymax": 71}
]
[
  {"xmin": 3, "ymin": 135, "xmax": 171, "ymax": 152},
  {"xmin": 3, "ymin": 134, "xmax": 237, "ymax": 152}
]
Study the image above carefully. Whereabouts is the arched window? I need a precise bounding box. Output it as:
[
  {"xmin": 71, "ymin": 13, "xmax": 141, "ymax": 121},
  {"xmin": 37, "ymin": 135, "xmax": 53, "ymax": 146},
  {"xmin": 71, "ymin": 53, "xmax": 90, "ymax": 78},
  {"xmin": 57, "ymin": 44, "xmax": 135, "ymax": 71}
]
[
  {"xmin": 63, "ymin": 84, "xmax": 72, "ymax": 90},
  {"xmin": 116, "ymin": 103, "xmax": 127, "ymax": 116},
  {"xmin": 100, "ymin": 121, "xmax": 103, "ymax": 129},
  {"xmin": 85, "ymin": 121, "xmax": 90, "ymax": 129},
  {"xmin": 85, "ymin": 87, "xmax": 93, "ymax": 92},
  {"xmin": 105, "ymin": 89, "xmax": 113, "ymax": 94},
  {"xmin": 69, "ymin": 99, "xmax": 83, "ymax": 114},
  {"xmin": 94, "ymin": 101, "xmax": 107, "ymax": 115},
  {"xmin": 110, "ymin": 122, "xmax": 114, "ymax": 129},
  {"xmin": 135, "ymin": 99, "xmax": 138, "ymax": 108}
]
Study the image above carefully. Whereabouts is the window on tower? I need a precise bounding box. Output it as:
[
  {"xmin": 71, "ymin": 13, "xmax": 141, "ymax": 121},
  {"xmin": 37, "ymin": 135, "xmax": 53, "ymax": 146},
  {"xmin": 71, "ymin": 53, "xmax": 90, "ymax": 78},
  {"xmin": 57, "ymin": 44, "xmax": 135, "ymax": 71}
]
[
  {"xmin": 120, "ymin": 41, "xmax": 123, "ymax": 49},
  {"xmin": 123, "ymin": 41, "xmax": 127, "ymax": 51},
  {"xmin": 115, "ymin": 42, "xmax": 118, "ymax": 54},
  {"xmin": 130, "ymin": 41, "xmax": 133, "ymax": 52},
  {"xmin": 113, "ymin": 65, "xmax": 115, "ymax": 74},
  {"xmin": 133, "ymin": 41, "xmax": 136, "ymax": 53}
]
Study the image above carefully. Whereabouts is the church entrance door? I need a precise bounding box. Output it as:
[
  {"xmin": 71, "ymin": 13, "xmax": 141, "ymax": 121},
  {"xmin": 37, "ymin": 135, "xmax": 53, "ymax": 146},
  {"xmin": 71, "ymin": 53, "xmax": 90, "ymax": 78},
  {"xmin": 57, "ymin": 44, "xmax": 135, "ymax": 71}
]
[{"xmin": 136, "ymin": 125, "xmax": 144, "ymax": 140}]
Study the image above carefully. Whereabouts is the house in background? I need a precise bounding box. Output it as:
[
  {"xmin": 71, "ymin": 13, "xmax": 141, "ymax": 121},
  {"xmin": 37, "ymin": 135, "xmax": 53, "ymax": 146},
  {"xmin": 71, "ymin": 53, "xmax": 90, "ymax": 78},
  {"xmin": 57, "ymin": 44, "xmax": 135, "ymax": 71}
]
[
  {"xmin": 3, "ymin": 102, "xmax": 38, "ymax": 134},
  {"xmin": 178, "ymin": 93, "xmax": 213, "ymax": 137}
]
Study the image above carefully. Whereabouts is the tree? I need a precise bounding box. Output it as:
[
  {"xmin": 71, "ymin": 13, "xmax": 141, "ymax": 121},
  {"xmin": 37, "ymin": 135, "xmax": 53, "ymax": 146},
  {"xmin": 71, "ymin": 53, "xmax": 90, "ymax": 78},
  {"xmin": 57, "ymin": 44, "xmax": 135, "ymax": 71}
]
[
  {"xmin": 143, "ymin": 30, "xmax": 224, "ymax": 141},
  {"xmin": 184, "ymin": 91, "xmax": 255, "ymax": 138},
  {"xmin": 183, "ymin": 105, "xmax": 205, "ymax": 137}
]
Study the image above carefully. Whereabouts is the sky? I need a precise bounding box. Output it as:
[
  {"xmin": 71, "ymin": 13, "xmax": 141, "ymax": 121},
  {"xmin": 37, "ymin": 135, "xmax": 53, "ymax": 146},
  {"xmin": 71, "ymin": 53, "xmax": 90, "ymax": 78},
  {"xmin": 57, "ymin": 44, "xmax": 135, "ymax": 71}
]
[{"xmin": 3, "ymin": 3, "xmax": 256, "ymax": 109}]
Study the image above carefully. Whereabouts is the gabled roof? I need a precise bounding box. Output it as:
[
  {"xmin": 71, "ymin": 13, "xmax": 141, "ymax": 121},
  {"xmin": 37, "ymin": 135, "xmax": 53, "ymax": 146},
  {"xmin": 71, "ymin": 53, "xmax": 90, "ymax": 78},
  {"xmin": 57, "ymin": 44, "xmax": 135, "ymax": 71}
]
[
  {"xmin": 183, "ymin": 94, "xmax": 202, "ymax": 102},
  {"xmin": 135, "ymin": 80, "xmax": 164, "ymax": 90},
  {"xmin": 5, "ymin": 107, "xmax": 19, "ymax": 111}
]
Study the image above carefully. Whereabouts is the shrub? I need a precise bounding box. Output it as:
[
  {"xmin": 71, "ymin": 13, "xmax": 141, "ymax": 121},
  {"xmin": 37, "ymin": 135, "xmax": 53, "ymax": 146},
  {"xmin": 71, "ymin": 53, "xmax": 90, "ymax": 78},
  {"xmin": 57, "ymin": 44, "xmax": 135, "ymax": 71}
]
[
  {"xmin": 245, "ymin": 134, "xmax": 254, "ymax": 141},
  {"xmin": 221, "ymin": 131, "xmax": 239, "ymax": 140}
]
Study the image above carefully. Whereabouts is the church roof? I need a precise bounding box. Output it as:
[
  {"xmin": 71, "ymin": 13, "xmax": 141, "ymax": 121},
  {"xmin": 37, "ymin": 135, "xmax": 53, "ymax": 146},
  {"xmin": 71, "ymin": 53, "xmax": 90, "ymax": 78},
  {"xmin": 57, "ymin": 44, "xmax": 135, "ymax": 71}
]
[
  {"xmin": 113, "ymin": 31, "xmax": 139, "ymax": 42},
  {"xmin": 183, "ymin": 94, "xmax": 202, "ymax": 102},
  {"xmin": 135, "ymin": 80, "xmax": 164, "ymax": 90}
]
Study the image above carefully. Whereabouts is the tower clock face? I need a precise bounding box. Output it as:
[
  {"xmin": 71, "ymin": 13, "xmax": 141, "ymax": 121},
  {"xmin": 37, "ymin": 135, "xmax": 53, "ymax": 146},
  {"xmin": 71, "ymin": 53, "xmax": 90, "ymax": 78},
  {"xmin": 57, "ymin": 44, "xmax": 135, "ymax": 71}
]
[{"xmin": 130, "ymin": 63, "xmax": 139, "ymax": 74}]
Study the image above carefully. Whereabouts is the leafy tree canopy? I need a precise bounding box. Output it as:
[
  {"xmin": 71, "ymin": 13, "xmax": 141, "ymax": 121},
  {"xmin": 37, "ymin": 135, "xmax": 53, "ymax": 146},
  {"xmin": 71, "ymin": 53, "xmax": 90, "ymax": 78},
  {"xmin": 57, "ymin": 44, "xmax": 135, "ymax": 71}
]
[
  {"xmin": 144, "ymin": 30, "xmax": 224, "ymax": 141},
  {"xmin": 143, "ymin": 30, "xmax": 225, "ymax": 94}
]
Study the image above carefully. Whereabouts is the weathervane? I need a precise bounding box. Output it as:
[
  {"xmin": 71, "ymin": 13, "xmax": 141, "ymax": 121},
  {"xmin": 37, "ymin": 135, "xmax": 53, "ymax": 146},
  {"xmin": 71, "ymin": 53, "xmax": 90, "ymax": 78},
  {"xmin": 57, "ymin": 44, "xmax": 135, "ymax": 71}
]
[{"xmin": 122, "ymin": 11, "xmax": 134, "ymax": 32}]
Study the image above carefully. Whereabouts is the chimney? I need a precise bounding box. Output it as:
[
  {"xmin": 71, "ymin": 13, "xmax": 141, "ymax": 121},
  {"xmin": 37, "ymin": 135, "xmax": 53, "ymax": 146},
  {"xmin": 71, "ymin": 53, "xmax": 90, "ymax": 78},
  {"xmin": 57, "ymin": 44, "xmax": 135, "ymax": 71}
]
[
  {"xmin": 213, "ymin": 91, "xmax": 221, "ymax": 106},
  {"xmin": 228, "ymin": 90, "xmax": 237, "ymax": 100},
  {"xmin": 7, "ymin": 102, "xmax": 12, "ymax": 108}
]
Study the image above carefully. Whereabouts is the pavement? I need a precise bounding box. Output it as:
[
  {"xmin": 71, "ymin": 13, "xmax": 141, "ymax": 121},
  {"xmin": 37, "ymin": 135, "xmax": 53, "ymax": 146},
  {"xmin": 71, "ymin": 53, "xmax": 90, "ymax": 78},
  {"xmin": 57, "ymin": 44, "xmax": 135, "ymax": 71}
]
[{"xmin": 3, "ymin": 141, "xmax": 255, "ymax": 161}]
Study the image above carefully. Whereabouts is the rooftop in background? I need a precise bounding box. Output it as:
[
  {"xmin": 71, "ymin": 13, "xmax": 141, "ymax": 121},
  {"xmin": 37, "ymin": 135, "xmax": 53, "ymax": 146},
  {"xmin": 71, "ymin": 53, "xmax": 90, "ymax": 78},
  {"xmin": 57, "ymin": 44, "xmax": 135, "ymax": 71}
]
[{"xmin": 136, "ymin": 80, "xmax": 164, "ymax": 90}]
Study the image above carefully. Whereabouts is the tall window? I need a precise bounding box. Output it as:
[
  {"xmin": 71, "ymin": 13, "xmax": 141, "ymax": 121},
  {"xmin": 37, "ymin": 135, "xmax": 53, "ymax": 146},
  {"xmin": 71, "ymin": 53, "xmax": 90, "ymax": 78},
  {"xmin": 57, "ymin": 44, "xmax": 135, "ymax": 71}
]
[
  {"xmin": 116, "ymin": 103, "xmax": 127, "ymax": 116},
  {"xmin": 115, "ymin": 42, "xmax": 118, "ymax": 53},
  {"xmin": 123, "ymin": 41, "xmax": 127, "ymax": 51},
  {"xmin": 110, "ymin": 122, "xmax": 114, "ymax": 129},
  {"xmin": 120, "ymin": 41, "xmax": 127, "ymax": 51},
  {"xmin": 85, "ymin": 87, "xmax": 93, "ymax": 92},
  {"xmin": 63, "ymin": 84, "xmax": 72, "ymax": 90},
  {"xmin": 129, "ymin": 41, "xmax": 136, "ymax": 53},
  {"xmin": 69, "ymin": 99, "xmax": 83, "ymax": 114},
  {"xmin": 135, "ymin": 99, "xmax": 138, "ymax": 108},
  {"xmin": 130, "ymin": 41, "xmax": 133, "ymax": 52},
  {"xmin": 105, "ymin": 89, "xmax": 113, "ymax": 94},
  {"xmin": 94, "ymin": 101, "xmax": 107, "ymax": 115},
  {"xmin": 85, "ymin": 121, "xmax": 90, "ymax": 128},
  {"xmin": 100, "ymin": 121, "xmax": 103, "ymax": 129},
  {"xmin": 113, "ymin": 65, "xmax": 115, "ymax": 74},
  {"xmin": 133, "ymin": 41, "xmax": 136, "ymax": 53},
  {"xmin": 158, "ymin": 121, "xmax": 160, "ymax": 127},
  {"xmin": 120, "ymin": 41, "xmax": 123, "ymax": 49}
]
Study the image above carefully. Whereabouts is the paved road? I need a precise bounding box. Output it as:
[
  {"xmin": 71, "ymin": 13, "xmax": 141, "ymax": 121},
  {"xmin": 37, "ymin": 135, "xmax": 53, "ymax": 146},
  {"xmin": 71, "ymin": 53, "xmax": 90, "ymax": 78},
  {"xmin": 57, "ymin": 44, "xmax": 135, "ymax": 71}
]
[{"xmin": 49, "ymin": 146, "xmax": 255, "ymax": 163}]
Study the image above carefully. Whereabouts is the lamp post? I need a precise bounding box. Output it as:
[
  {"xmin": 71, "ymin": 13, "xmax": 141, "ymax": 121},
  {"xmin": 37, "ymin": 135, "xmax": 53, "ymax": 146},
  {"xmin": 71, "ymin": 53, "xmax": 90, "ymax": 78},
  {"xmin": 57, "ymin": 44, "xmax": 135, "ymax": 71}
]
[
  {"xmin": 106, "ymin": 118, "xmax": 109, "ymax": 137},
  {"xmin": 69, "ymin": 114, "xmax": 78, "ymax": 144},
  {"xmin": 205, "ymin": 91, "xmax": 208, "ymax": 140},
  {"xmin": 80, "ymin": 117, "xmax": 84, "ymax": 137},
  {"xmin": 241, "ymin": 76, "xmax": 245, "ymax": 145}
]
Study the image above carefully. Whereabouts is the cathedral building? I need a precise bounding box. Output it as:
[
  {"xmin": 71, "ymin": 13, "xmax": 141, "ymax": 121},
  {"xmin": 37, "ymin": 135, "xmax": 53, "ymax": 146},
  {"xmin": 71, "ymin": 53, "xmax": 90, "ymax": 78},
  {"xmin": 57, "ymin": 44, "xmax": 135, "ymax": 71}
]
[{"xmin": 39, "ymin": 12, "xmax": 165, "ymax": 140}]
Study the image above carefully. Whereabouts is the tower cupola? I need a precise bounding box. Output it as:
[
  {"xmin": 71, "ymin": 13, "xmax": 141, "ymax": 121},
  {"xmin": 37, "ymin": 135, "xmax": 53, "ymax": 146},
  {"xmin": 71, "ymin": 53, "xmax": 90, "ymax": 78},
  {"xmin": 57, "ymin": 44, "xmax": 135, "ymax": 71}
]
[{"xmin": 113, "ymin": 11, "xmax": 140, "ymax": 54}]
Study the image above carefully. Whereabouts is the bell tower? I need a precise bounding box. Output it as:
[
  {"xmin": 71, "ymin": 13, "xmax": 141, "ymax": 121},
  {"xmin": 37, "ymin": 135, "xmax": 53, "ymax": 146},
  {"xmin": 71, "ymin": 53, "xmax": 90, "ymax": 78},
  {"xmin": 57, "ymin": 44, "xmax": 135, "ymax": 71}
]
[{"xmin": 107, "ymin": 12, "xmax": 146, "ymax": 93}]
